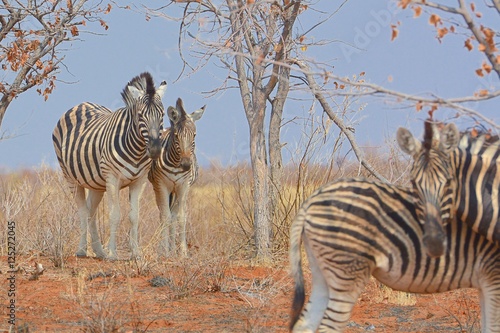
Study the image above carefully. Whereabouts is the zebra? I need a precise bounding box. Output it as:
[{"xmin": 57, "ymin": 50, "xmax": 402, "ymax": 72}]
[
  {"xmin": 289, "ymin": 177, "xmax": 500, "ymax": 333},
  {"xmin": 148, "ymin": 98, "xmax": 205, "ymax": 257},
  {"xmin": 397, "ymin": 119, "xmax": 500, "ymax": 257},
  {"xmin": 52, "ymin": 72, "xmax": 167, "ymax": 259}
]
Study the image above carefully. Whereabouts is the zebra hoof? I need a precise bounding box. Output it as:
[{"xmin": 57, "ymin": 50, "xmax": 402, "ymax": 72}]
[{"xmin": 75, "ymin": 250, "xmax": 87, "ymax": 258}]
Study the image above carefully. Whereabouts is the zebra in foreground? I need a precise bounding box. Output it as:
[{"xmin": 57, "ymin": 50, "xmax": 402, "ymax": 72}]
[
  {"xmin": 148, "ymin": 98, "xmax": 205, "ymax": 257},
  {"xmin": 397, "ymin": 119, "xmax": 500, "ymax": 257},
  {"xmin": 52, "ymin": 72, "xmax": 166, "ymax": 259},
  {"xmin": 289, "ymin": 178, "xmax": 500, "ymax": 333}
]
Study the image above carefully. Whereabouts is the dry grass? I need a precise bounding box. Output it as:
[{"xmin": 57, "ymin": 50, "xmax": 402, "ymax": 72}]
[{"xmin": 0, "ymin": 142, "xmax": 414, "ymax": 331}]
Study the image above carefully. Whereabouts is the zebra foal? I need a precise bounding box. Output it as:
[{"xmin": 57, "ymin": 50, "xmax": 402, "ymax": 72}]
[
  {"xmin": 397, "ymin": 119, "xmax": 500, "ymax": 256},
  {"xmin": 289, "ymin": 178, "xmax": 500, "ymax": 333},
  {"xmin": 148, "ymin": 98, "xmax": 205, "ymax": 257},
  {"xmin": 52, "ymin": 72, "xmax": 166, "ymax": 259}
]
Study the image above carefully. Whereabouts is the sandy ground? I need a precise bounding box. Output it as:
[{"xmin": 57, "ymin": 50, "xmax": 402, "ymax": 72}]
[{"xmin": 0, "ymin": 255, "xmax": 481, "ymax": 332}]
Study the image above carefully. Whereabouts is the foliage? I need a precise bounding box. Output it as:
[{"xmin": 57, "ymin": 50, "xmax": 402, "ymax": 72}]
[{"xmin": 0, "ymin": 0, "xmax": 112, "ymax": 129}]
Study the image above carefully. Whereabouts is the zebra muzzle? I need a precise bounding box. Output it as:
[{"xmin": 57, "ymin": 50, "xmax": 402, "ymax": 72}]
[
  {"xmin": 180, "ymin": 157, "xmax": 192, "ymax": 171},
  {"xmin": 422, "ymin": 216, "xmax": 447, "ymax": 258},
  {"xmin": 147, "ymin": 138, "xmax": 162, "ymax": 160}
]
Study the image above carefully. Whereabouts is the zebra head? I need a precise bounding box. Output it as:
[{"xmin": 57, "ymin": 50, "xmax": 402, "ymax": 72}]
[
  {"xmin": 397, "ymin": 119, "xmax": 460, "ymax": 258},
  {"xmin": 166, "ymin": 98, "xmax": 205, "ymax": 171},
  {"xmin": 124, "ymin": 72, "xmax": 167, "ymax": 160}
]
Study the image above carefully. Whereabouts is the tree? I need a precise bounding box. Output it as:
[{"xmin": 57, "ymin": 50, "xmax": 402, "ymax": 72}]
[
  {"xmin": 0, "ymin": 0, "xmax": 111, "ymax": 130},
  {"xmin": 151, "ymin": 0, "xmax": 381, "ymax": 260},
  {"xmin": 152, "ymin": 0, "xmax": 500, "ymax": 260},
  {"xmin": 319, "ymin": 0, "xmax": 500, "ymax": 128}
]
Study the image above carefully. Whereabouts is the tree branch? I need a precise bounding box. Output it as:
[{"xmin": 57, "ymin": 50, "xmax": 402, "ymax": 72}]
[{"xmin": 292, "ymin": 59, "xmax": 388, "ymax": 183}]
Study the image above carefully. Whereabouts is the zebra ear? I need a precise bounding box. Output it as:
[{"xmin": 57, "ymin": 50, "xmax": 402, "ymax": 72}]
[
  {"xmin": 168, "ymin": 106, "xmax": 181, "ymax": 124},
  {"xmin": 439, "ymin": 123, "xmax": 459, "ymax": 153},
  {"xmin": 190, "ymin": 105, "xmax": 205, "ymax": 122},
  {"xmin": 157, "ymin": 81, "xmax": 167, "ymax": 99},
  {"xmin": 127, "ymin": 85, "xmax": 143, "ymax": 100},
  {"xmin": 397, "ymin": 127, "xmax": 422, "ymax": 157}
]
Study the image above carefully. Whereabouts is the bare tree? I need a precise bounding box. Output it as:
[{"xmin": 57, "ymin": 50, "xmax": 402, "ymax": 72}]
[
  {"xmin": 146, "ymin": 0, "xmax": 499, "ymax": 261},
  {"xmin": 0, "ymin": 0, "xmax": 111, "ymax": 130},
  {"xmin": 314, "ymin": 0, "xmax": 500, "ymax": 129},
  {"xmin": 150, "ymin": 0, "xmax": 382, "ymax": 260}
]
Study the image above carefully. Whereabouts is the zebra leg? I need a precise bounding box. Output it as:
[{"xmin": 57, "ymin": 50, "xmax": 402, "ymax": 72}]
[
  {"xmin": 154, "ymin": 184, "xmax": 173, "ymax": 256},
  {"xmin": 75, "ymin": 186, "xmax": 89, "ymax": 257},
  {"xmin": 128, "ymin": 177, "xmax": 147, "ymax": 259},
  {"xmin": 318, "ymin": 256, "xmax": 371, "ymax": 332},
  {"xmin": 87, "ymin": 190, "xmax": 106, "ymax": 259},
  {"xmin": 106, "ymin": 175, "xmax": 121, "ymax": 260},
  {"xmin": 478, "ymin": 282, "xmax": 500, "ymax": 332},
  {"xmin": 176, "ymin": 186, "xmax": 189, "ymax": 257},
  {"xmin": 292, "ymin": 238, "xmax": 329, "ymax": 333}
]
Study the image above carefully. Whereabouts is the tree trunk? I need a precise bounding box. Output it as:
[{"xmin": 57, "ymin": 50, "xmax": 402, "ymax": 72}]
[{"xmin": 249, "ymin": 110, "xmax": 271, "ymax": 259}]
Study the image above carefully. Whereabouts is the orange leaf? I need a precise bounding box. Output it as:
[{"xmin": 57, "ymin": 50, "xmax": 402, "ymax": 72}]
[
  {"xmin": 70, "ymin": 26, "xmax": 79, "ymax": 37},
  {"xmin": 100, "ymin": 19, "xmax": 109, "ymax": 30},
  {"xmin": 471, "ymin": 128, "xmax": 478, "ymax": 137},
  {"xmin": 391, "ymin": 25, "xmax": 399, "ymax": 41},
  {"xmin": 429, "ymin": 14, "xmax": 441, "ymax": 27},
  {"xmin": 437, "ymin": 27, "xmax": 448, "ymax": 39},
  {"xmin": 482, "ymin": 61, "xmax": 492, "ymax": 74},
  {"xmin": 464, "ymin": 38, "xmax": 473, "ymax": 51},
  {"xmin": 478, "ymin": 89, "xmax": 489, "ymax": 96},
  {"xmin": 416, "ymin": 101, "xmax": 423, "ymax": 112},
  {"xmin": 478, "ymin": 43, "xmax": 486, "ymax": 52},
  {"xmin": 413, "ymin": 6, "xmax": 422, "ymax": 18},
  {"xmin": 399, "ymin": 0, "xmax": 412, "ymax": 9},
  {"xmin": 476, "ymin": 68, "xmax": 484, "ymax": 77},
  {"xmin": 105, "ymin": 4, "xmax": 112, "ymax": 14}
]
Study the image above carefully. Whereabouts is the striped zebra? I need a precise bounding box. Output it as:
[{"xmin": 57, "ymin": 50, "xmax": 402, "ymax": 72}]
[
  {"xmin": 289, "ymin": 178, "xmax": 500, "ymax": 333},
  {"xmin": 397, "ymin": 119, "xmax": 500, "ymax": 257},
  {"xmin": 52, "ymin": 72, "xmax": 167, "ymax": 259},
  {"xmin": 148, "ymin": 98, "xmax": 205, "ymax": 257}
]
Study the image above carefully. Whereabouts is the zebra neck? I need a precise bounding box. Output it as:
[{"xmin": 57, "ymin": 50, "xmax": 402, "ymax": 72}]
[{"xmin": 116, "ymin": 107, "xmax": 148, "ymax": 158}]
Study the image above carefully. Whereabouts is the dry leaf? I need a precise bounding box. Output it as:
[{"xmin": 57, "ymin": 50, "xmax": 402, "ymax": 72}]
[
  {"xmin": 429, "ymin": 14, "xmax": 441, "ymax": 27},
  {"xmin": 391, "ymin": 25, "xmax": 399, "ymax": 41},
  {"xmin": 413, "ymin": 6, "xmax": 422, "ymax": 18},
  {"xmin": 464, "ymin": 38, "xmax": 473, "ymax": 51}
]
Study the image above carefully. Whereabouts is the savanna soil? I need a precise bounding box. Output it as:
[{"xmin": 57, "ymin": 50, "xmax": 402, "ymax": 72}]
[{"xmin": 0, "ymin": 255, "xmax": 481, "ymax": 333}]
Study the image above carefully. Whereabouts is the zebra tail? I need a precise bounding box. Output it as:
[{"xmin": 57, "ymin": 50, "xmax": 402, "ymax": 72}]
[{"xmin": 289, "ymin": 207, "xmax": 306, "ymax": 332}]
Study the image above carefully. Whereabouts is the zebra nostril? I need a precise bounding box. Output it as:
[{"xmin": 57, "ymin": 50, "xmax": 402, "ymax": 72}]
[
  {"xmin": 148, "ymin": 138, "xmax": 162, "ymax": 160},
  {"xmin": 180, "ymin": 157, "xmax": 191, "ymax": 170}
]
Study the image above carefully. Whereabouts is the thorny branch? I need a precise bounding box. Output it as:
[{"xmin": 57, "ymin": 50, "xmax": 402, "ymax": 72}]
[{"xmin": 292, "ymin": 59, "xmax": 388, "ymax": 183}]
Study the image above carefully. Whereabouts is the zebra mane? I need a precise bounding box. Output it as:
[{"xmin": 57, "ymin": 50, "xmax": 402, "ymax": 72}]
[
  {"xmin": 460, "ymin": 129, "xmax": 500, "ymax": 153},
  {"xmin": 121, "ymin": 72, "xmax": 156, "ymax": 107},
  {"xmin": 423, "ymin": 119, "xmax": 434, "ymax": 151}
]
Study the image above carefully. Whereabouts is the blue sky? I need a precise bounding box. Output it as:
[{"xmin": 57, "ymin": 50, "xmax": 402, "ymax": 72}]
[{"xmin": 0, "ymin": 1, "xmax": 498, "ymax": 171}]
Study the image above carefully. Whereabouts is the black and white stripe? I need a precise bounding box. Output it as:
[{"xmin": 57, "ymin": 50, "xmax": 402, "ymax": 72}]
[
  {"xmin": 148, "ymin": 98, "xmax": 205, "ymax": 256},
  {"xmin": 397, "ymin": 119, "xmax": 500, "ymax": 257},
  {"xmin": 289, "ymin": 178, "xmax": 500, "ymax": 333},
  {"xmin": 52, "ymin": 72, "xmax": 166, "ymax": 259}
]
